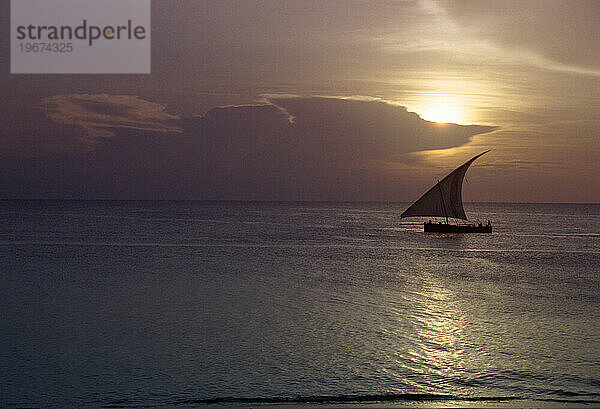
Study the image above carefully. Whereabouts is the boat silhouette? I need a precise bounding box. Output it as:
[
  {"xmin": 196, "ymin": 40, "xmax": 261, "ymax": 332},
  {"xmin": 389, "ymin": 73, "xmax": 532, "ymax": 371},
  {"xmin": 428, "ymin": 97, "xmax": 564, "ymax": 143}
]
[{"xmin": 401, "ymin": 151, "xmax": 492, "ymax": 233}]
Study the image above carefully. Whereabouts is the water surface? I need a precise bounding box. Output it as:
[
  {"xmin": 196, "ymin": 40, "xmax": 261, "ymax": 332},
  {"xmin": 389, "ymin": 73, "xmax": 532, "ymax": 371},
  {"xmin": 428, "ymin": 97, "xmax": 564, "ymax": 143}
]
[{"xmin": 1, "ymin": 201, "xmax": 599, "ymax": 408}]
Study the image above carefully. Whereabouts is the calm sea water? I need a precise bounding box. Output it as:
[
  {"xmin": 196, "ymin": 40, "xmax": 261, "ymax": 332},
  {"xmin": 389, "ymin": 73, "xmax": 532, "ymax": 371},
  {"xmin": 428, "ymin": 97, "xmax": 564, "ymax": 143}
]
[{"xmin": 1, "ymin": 201, "xmax": 599, "ymax": 408}]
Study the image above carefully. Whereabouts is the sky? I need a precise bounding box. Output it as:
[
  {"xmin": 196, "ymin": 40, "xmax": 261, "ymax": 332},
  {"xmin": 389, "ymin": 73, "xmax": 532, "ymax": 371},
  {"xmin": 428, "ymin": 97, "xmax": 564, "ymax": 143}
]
[{"xmin": 1, "ymin": 0, "xmax": 599, "ymax": 202}]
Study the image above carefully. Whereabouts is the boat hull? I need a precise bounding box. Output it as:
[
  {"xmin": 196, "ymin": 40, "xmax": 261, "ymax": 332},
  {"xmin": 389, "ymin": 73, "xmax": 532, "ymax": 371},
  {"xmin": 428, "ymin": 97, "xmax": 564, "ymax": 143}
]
[{"xmin": 424, "ymin": 222, "xmax": 492, "ymax": 233}]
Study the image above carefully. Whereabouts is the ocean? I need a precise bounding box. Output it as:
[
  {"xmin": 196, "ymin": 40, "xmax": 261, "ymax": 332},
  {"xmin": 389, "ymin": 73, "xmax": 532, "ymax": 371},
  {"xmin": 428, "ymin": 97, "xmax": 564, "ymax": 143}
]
[{"xmin": 1, "ymin": 201, "xmax": 599, "ymax": 408}]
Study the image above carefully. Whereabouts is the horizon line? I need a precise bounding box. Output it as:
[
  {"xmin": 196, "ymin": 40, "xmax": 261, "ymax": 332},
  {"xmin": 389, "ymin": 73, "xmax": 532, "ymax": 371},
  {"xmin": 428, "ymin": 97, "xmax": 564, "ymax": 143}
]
[{"xmin": 1, "ymin": 199, "xmax": 599, "ymax": 205}]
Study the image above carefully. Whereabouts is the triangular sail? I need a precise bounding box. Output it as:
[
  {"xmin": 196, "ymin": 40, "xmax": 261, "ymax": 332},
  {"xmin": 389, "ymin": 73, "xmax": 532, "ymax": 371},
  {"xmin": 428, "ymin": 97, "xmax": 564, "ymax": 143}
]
[{"xmin": 401, "ymin": 151, "xmax": 489, "ymax": 220}]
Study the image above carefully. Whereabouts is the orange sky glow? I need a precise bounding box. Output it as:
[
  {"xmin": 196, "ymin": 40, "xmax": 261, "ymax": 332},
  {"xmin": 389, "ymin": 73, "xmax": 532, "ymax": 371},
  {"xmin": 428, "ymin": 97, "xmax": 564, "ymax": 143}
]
[{"xmin": 1, "ymin": 0, "xmax": 599, "ymax": 202}]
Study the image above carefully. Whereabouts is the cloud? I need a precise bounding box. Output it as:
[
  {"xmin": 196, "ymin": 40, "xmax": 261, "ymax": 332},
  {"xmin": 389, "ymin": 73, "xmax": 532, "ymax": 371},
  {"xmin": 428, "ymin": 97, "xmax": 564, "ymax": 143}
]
[
  {"xmin": 42, "ymin": 94, "xmax": 182, "ymax": 139},
  {"xmin": 0, "ymin": 96, "xmax": 497, "ymax": 200},
  {"xmin": 259, "ymin": 97, "xmax": 498, "ymax": 171},
  {"xmin": 439, "ymin": 0, "xmax": 600, "ymax": 74}
]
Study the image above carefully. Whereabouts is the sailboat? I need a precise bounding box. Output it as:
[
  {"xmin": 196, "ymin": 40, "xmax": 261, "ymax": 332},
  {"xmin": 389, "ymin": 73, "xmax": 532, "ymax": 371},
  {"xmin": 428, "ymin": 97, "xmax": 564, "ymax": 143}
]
[{"xmin": 401, "ymin": 151, "xmax": 492, "ymax": 233}]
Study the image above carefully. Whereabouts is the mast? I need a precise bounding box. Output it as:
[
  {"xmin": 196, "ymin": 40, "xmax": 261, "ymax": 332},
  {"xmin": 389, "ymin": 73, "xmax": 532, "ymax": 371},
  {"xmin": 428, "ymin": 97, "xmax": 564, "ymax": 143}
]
[
  {"xmin": 437, "ymin": 180, "xmax": 448, "ymax": 224},
  {"xmin": 400, "ymin": 150, "xmax": 489, "ymax": 220}
]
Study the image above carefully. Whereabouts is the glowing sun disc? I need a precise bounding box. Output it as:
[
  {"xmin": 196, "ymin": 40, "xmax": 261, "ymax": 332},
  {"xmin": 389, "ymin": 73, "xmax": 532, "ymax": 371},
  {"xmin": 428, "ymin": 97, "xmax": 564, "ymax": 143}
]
[{"xmin": 418, "ymin": 97, "xmax": 466, "ymax": 124}]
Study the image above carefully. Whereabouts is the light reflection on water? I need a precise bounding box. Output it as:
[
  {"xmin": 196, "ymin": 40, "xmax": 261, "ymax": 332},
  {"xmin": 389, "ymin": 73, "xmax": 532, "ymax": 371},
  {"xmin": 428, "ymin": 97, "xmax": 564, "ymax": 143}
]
[
  {"xmin": 392, "ymin": 273, "xmax": 467, "ymax": 394},
  {"xmin": 0, "ymin": 201, "xmax": 599, "ymax": 408}
]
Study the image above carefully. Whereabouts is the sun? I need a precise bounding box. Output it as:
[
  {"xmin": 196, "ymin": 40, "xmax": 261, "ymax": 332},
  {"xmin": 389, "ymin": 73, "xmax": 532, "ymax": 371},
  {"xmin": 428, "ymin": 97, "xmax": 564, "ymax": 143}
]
[{"xmin": 417, "ymin": 96, "xmax": 467, "ymax": 124}]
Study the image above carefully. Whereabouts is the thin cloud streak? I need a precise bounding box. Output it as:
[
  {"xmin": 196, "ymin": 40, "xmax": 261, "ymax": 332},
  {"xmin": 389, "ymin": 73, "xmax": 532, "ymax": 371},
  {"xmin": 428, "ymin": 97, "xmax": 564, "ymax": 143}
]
[{"xmin": 43, "ymin": 94, "xmax": 182, "ymax": 139}]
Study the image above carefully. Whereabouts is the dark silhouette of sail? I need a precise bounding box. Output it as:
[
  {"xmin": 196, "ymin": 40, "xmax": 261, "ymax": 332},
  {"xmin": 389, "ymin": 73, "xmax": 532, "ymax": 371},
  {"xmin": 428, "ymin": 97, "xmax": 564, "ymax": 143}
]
[{"xmin": 401, "ymin": 151, "xmax": 489, "ymax": 220}]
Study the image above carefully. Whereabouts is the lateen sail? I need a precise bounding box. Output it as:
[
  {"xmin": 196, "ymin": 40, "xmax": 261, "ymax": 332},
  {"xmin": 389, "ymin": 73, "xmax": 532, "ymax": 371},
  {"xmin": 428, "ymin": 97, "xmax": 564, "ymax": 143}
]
[{"xmin": 401, "ymin": 151, "xmax": 489, "ymax": 220}]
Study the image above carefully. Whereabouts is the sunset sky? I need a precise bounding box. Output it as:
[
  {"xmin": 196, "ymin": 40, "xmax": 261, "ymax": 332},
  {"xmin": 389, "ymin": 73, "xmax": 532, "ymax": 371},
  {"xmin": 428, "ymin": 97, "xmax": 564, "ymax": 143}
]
[{"xmin": 2, "ymin": 0, "xmax": 599, "ymax": 202}]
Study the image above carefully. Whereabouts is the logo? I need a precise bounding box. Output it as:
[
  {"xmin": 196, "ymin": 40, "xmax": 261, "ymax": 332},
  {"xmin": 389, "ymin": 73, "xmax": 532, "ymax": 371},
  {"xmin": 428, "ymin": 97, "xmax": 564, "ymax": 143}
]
[{"xmin": 11, "ymin": 0, "xmax": 151, "ymax": 74}]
